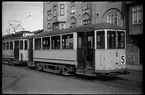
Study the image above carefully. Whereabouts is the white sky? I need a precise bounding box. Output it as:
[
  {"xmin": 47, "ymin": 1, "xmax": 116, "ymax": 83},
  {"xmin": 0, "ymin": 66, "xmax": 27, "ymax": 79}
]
[{"xmin": 2, "ymin": 2, "xmax": 43, "ymax": 35}]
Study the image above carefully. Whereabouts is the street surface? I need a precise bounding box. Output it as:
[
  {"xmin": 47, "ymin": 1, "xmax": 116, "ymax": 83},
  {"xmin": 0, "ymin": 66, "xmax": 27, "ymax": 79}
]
[{"xmin": 2, "ymin": 64, "xmax": 142, "ymax": 94}]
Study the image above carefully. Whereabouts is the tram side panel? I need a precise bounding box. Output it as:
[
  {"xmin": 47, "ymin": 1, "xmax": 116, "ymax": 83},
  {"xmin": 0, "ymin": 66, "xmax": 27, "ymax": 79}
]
[
  {"xmin": 106, "ymin": 49, "xmax": 126, "ymax": 72},
  {"xmin": 33, "ymin": 50, "xmax": 76, "ymax": 65},
  {"xmin": 95, "ymin": 50, "xmax": 106, "ymax": 73},
  {"xmin": 3, "ymin": 50, "xmax": 14, "ymax": 64}
]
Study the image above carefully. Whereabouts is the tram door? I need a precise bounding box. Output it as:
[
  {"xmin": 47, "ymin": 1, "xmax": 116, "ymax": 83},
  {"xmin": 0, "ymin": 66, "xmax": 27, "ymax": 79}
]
[
  {"xmin": 14, "ymin": 41, "xmax": 19, "ymax": 61},
  {"xmin": 77, "ymin": 31, "xmax": 95, "ymax": 75}
]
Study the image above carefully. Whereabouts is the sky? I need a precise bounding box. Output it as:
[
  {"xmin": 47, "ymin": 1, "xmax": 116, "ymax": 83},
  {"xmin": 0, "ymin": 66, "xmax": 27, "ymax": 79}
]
[{"xmin": 2, "ymin": 2, "xmax": 43, "ymax": 35}]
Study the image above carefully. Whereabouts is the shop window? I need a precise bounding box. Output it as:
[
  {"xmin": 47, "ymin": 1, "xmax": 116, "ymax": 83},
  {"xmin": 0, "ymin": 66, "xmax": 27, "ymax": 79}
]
[
  {"xmin": 42, "ymin": 37, "xmax": 50, "ymax": 49},
  {"xmin": 35, "ymin": 38, "xmax": 41, "ymax": 50},
  {"xmin": 62, "ymin": 34, "xmax": 73, "ymax": 49},
  {"xmin": 97, "ymin": 31, "xmax": 105, "ymax": 49},
  {"xmin": 51, "ymin": 36, "xmax": 60, "ymax": 49}
]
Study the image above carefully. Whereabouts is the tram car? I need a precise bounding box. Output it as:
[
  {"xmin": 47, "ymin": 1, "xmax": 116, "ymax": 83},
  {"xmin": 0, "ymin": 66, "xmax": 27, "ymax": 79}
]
[
  {"xmin": 27, "ymin": 23, "xmax": 128, "ymax": 76},
  {"xmin": 2, "ymin": 30, "xmax": 42, "ymax": 66}
]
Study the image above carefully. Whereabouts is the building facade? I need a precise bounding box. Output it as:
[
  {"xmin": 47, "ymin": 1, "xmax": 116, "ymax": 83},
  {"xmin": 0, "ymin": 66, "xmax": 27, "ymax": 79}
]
[
  {"xmin": 43, "ymin": 2, "xmax": 143, "ymax": 65},
  {"xmin": 125, "ymin": 2, "xmax": 143, "ymax": 65}
]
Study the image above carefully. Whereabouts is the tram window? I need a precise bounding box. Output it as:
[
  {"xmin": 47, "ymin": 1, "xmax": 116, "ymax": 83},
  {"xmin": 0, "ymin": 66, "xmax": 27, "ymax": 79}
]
[
  {"xmin": 51, "ymin": 36, "xmax": 60, "ymax": 49},
  {"xmin": 97, "ymin": 31, "xmax": 105, "ymax": 49},
  {"xmin": 117, "ymin": 31, "xmax": 125, "ymax": 49},
  {"xmin": 3, "ymin": 42, "xmax": 5, "ymax": 50},
  {"xmin": 10, "ymin": 41, "xmax": 13, "ymax": 50},
  {"xmin": 62, "ymin": 34, "xmax": 73, "ymax": 49},
  {"xmin": 24, "ymin": 40, "xmax": 28, "ymax": 49},
  {"xmin": 20, "ymin": 40, "xmax": 23, "ymax": 49},
  {"xmin": 107, "ymin": 31, "xmax": 116, "ymax": 49},
  {"xmin": 35, "ymin": 38, "xmax": 41, "ymax": 50},
  {"xmin": 42, "ymin": 37, "xmax": 50, "ymax": 49},
  {"xmin": 6, "ymin": 42, "xmax": 9, "ymax": 50}
]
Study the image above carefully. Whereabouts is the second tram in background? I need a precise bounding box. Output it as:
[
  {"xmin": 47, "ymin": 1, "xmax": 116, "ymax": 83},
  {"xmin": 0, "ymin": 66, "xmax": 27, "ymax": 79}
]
[{"xmin": 2, "ymin": 23, "xmax": 128, "ymax": 76}]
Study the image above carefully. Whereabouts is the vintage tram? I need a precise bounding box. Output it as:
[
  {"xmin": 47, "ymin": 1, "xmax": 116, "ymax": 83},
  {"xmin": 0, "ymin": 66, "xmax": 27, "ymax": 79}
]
[
  {"xmin": 2, "ymin": 23, "xmax": 128, "ymax": 76},
  {"xmin": 2, "ymin": 31, "xmax": 36, "ymax": 66},
  {"xmin": 27, "ymin": 23, "xmax": 127, "ymax": 76}
]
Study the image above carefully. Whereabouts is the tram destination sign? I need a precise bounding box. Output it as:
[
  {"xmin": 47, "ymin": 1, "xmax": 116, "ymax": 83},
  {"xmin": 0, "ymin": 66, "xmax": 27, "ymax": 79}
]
[{"xmin": 23, "ymin": 33, "xmax": 34, "ymax": 37}]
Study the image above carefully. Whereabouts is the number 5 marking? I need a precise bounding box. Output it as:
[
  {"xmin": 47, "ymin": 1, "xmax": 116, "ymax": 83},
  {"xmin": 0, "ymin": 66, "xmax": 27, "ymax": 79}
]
[{"xmin": 121, "ymin": 55, "xmax": 125, "ymax": 64}]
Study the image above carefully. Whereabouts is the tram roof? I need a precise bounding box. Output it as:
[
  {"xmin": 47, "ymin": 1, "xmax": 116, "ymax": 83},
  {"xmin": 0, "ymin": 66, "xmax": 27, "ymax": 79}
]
[
  {"xmin": 29, "ymin": 23, "xmax": 125, "ymax": 38},
  {"xmin": 2, "ymin": 31, "xmax": 30, "ymax": 41}
]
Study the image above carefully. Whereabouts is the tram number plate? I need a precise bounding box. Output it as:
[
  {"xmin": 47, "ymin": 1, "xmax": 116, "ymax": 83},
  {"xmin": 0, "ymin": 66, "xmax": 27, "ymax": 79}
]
[{"xmin": 121, "ymin": 55, "xmax": 125, "ymax": 64}]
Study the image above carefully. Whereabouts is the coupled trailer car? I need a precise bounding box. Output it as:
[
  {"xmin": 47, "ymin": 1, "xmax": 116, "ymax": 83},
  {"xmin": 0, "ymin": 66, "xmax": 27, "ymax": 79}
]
[{"xmin": 27, "ymin": 23, "xmax": 128, "ymax": 76}]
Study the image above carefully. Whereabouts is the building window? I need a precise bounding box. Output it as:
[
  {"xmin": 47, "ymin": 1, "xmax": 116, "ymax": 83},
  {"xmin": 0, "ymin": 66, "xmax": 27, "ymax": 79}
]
[
  {"xmin": 47, "ymin": 23, "xmax": 51, "ymax": 30},
  {"xmin": 53, "ymin": 5, "xmax": 57, "ymax": 17},
  {"xmin": 132, "ymin": 5, "xmax": 143, "ymax": 24},
  {"xmin": 62, "ymin": 34, "xmax": 73, "ymax": 49},
  {"xmin": 35, "ymin": 38, "xmax": 41, "ymax": 50},
  {"xmin": 10, "ymin": 41, "xmax": 13, "ymax": 50},
  {"xmin": 82, "ymin": 13, "xmax": 91, "ymax": 25},
  {"xmin": 53, "ymin": 23, "xmax": 59, "ymax": 30},
  {"xmin": 107, "ymin": 12, "xmax": 118, "ymax": 25},
  {"xmin": 70, "ymin": 17, "xmax": 77, "ymax": 28},
  {"xmin": 47, "ymin": 10, "xmax": 51, "ymax": 21},
  {"xmin": 60, "ymin": 4, "xmax": 65, "ymax": 16},
  {"xmin": 24, "ymin": 40, "xmax": 28, "ymax": 49},
  {"xmin": 82, "ymin": 2, "xmax": 90, "ymax": 10},
  {"xmin": 71, "ymin": 2, "xmax": 75, "ymax": 14},
  {"xmin": 51, "ymin": 35, "xmax": 60, "ymax": 49},
  {"xmin": 20, "ymin": 40, "xmax": 23, "ymax": 49},
  {"xmin": 60, "ymin": 23, "xmax": 65, "ymax": 29},
  {"xmin": 42, "ymin": 37, "xmax": 50, "ymax": 50}
]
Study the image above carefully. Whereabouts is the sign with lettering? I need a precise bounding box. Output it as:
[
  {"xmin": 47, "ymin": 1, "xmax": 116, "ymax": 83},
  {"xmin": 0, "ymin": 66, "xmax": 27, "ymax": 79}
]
[{"xmin": 23, "ymin": 33, "xmax": 34, "ymax": 37}]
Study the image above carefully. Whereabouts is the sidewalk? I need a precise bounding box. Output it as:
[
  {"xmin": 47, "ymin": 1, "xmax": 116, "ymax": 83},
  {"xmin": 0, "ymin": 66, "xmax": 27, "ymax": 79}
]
[
  {"xmin": 116, "ymin": 64, "xmax": 142, "ymax": 82},
  {"xmin": 127, "ymin": 64, "xmax": 142, "ymax": 72}
]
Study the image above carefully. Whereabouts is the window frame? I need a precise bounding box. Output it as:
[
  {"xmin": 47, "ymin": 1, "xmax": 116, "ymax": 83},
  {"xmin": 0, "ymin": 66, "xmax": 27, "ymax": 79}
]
[
  {"xmin": 42, "ymin": 36, "xmax": 51, "ymax": 50},
  {"xmin": 96, "ymin": 30, "xmax": 105, "ymax": 49},
  {"xmin": 62, "ymin": 33, "xmax": 74, "ymax": 49},
  {"xmin": 60, "ymin": 4, "xmax": 65, "ymax": 16},
  {"xmin": 3, "ymin": 42, "xmax": 6, "ymax": 50},
  {"xmin": 6, "ymin": 41, "xmax": 9, "ymax": 50},
  {"xmin": 107, "ymin": 12, "xmax": 118, "ymax": 25},
  {"xmin": 53, "ymin": 5, "xmax": 57, "ymax": 18},
  {"xmin": 71, "ymin": 2, "xmax": 75, "ymax": 14},
  {"xmin": 51, "ymin": 35, "xmax": 61, "ymax": 49},
  {"xmin": 132, "ymin": 5, "xmax": 143, "ymax": 24},
  {"xmin": 34, "ymin": 37, "xmax": 42, "ymax": 50},
  {"xmin": 82, "ymin": 2, "xmax": 90, "ymax": 11},
  {"xmin": 47, "ymin": 10, "xmax": 51, "ymax": 21},
  {"xmin": 24, "ymin": 40, "xmax": 28, "ymax": 50},
  {"xmin": 10, "ymin": 41, "xmax": 13, "ymax": 50}
]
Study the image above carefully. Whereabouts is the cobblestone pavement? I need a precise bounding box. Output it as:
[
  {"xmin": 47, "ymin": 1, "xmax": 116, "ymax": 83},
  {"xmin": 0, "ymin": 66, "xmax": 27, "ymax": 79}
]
[{"xmin": 2, "ymin": 64, "xmax": 142, "ymax": 94}]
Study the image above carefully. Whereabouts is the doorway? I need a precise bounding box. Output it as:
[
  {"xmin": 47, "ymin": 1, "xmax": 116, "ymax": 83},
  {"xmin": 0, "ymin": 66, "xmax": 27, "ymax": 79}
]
[{"xmin": 76, "ymin": 31, "xmax": 95, "ymax": 75}]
